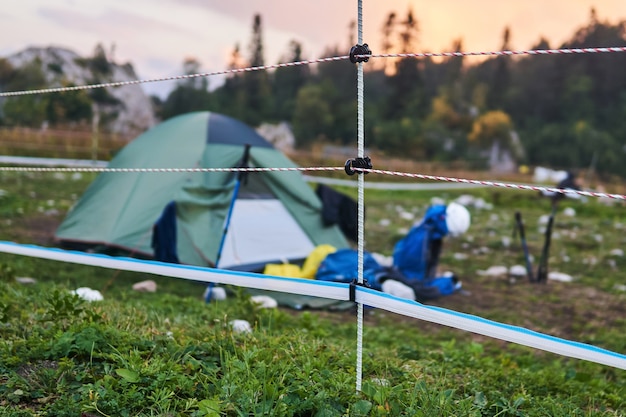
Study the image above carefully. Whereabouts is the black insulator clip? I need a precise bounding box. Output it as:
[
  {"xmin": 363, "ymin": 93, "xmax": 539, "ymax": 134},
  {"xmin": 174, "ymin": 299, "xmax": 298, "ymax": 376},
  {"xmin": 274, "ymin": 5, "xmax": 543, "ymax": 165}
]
[
  {"xmin": 344, "ymin": 156, "xmax": 372, "ymax": 176},
  {"xmin": 349, "ymin": 278, "xmax": 371, "ymax": 302},
  {"xmin": 349, "ymin": 43, "xmax": 372, "ymax": 63}
]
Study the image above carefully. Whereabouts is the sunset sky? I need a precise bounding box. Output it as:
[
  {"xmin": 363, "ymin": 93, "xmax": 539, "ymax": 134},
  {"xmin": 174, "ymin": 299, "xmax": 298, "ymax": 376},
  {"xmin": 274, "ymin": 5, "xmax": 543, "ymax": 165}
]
[{"xmin": 2, "ymin": 0, "xmax": 626, "ymax": 97}]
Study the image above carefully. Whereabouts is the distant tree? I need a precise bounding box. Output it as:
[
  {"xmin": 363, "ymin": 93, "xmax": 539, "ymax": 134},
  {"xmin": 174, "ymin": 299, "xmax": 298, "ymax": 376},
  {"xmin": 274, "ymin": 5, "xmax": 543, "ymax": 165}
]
[
  {"xmin": 214, "ymin": 43, "xmax": 246, "ymax": 120},
  {"xmin": 380, "ymin": 12, "xmax": 397, "ymax": 73},
  {"xmin": 314, "ymin": 46, "xmax": 357, "ymax": 143},
  {"xmin": 45, "ymin": 83, "xmax": 93, "ymax": 124},
  {"xmin": 487, "ymin": 27, "xmax": 512, "ymax": 110},
  {"xmin": 399, "ymin": 8, "xmax": 419, "ymax": 53},
  {"xmin": 292, "ymin": 82, "xmax": 334, "ymax": 148},
  {"xmin": 0, "ymin": 58, "xmax": 14, "ymax": 89},
  {"xmin": 90, "ymin": 43, "xmax": 112, "ymax": 76},
  {"xmin": 240, "ymin": 13, "xmax": 272, "ymax": 126},
  {"xmin": 161, "ymin": 58, "xmax": 213, "ymax": 120},
  {"xmin": 468, "ymin": 110, "xmax": 513, "ymax": 148},
  {"xmin": 272, "ymin": 40, "xmax": 310, "ymax": 121},
  {"xmin": 2, "ymin": 60, "xmax": 48, "ymax": 127}
]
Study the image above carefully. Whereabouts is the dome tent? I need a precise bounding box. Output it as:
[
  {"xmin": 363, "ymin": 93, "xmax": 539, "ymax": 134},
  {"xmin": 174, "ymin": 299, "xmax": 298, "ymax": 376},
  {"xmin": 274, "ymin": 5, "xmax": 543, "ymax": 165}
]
[{"xmin": 55, "ymin": 111, "xmax": 349, "ymax": 271}]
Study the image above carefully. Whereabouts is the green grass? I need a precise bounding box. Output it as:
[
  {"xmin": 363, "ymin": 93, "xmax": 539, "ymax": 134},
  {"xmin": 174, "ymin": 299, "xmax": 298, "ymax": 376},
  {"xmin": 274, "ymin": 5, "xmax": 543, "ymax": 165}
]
[{"xmin": 0, "ymin": 170, "xmax": 625, "ymax": 416}]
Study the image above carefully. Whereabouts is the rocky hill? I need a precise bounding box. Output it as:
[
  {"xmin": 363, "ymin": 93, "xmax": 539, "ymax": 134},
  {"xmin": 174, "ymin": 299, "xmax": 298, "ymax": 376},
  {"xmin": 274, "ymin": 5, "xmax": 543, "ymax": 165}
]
[{"xmin": 5, "ymin": 46, "xmax": 156, "ymax": 136}]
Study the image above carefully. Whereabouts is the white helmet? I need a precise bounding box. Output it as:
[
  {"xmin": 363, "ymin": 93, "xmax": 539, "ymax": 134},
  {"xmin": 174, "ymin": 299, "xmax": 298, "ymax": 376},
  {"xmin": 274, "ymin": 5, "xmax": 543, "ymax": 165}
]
[{"xmin": 445, "ymin": 202, "xmax": 471, "ymax": 236}]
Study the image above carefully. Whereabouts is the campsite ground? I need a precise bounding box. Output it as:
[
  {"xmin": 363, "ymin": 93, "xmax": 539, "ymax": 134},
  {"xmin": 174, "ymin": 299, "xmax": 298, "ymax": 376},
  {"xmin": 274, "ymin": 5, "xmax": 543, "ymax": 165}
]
[
  {"xmin": 5, "ymin": 169, "xmax": 625, "ymax": 350},
  {"xmin": 1, "ymin": 167, "xmax": 625, "ymax": 415}
]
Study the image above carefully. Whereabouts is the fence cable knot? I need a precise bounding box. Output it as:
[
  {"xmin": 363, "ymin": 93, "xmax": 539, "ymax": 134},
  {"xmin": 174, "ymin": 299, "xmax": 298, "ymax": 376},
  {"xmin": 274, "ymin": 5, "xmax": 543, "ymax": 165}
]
[
  {"xmin": 344, "ymin": 156, "xmax": 372, "ymax": 176},
  {"xmin": 349, "ymin": 44, "xmax": 372, "ymax": 63}
]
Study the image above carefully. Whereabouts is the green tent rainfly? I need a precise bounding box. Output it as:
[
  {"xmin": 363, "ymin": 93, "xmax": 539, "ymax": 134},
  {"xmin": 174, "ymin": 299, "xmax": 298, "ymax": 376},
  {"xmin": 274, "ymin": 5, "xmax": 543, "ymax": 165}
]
[{"xmin": 55, "ymin": 111, "xmax": 349, "ymax": 271}]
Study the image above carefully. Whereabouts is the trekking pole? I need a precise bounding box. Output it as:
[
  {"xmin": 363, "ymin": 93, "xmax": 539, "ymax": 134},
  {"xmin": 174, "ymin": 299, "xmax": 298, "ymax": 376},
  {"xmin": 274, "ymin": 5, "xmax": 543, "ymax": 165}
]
[
  {"xmin": 536, "ymin": 202, "xmax": 557, "ymax": 284},
  {"xmin": 514, "ymin": 211, "xmax": 535, "ymax": 282},
  {"xmin": 205, "ymin": 144, "xmax": 251, "ymax": 302}
]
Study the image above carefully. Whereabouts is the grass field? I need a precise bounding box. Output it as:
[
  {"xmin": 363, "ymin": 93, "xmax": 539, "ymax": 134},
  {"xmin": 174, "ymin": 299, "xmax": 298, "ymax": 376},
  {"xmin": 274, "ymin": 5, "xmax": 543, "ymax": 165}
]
[{"xmin": 0, "ymin": 158, "xmax": 625, "ymax": 415}]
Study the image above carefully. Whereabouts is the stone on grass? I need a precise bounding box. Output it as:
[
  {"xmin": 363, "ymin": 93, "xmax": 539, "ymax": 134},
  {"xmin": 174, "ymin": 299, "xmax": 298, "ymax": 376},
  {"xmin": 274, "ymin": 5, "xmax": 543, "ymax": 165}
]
[
  {"xmin": 399, "ymin": 211, "xmax": 414, "ymax": 221},
  {"xmin": 15, "ymin": 277, "xmax": 37, "ymax": 285},
  {"xmin": 250, "ymin": 295, "xmax": 278, "ymax": 309},
  {"xmin": 609, "ymin": 248, "xmax": 624, "ymax": 257},
  {"xmin": 71, "ymin": 287, "xmax": 103, "ymax": 302},
  {"xmin": 453, "ymin": 252, "xmax": 468, "ymax": 260},
  {"xmin": 538, "ymin": 215, "xmax": 550, "ymax": 225},
  {"xmin": 477, "ymin": 265, "xmax": 508, "ymax": 277},
  {"xmin": 563, "ymin": 207, "xmax": 576, "ymax": 217},
  {"xmin": 548, "ymin": 272, "xmax": 573, "ymax": 282},
  {"xmin": 132, "ymin": 280, "xmax": 157, "ymax": 292},
  {"xmin": 508, "ymin": 265, "xmax": 527, "ymax": 277},
  {"xmin": 230, "ymin": 319, "xmax": 252, "ymax": 334},
  {"xmin": 203, "ymin": 286, "xmax": 227, "ymax": 301}
]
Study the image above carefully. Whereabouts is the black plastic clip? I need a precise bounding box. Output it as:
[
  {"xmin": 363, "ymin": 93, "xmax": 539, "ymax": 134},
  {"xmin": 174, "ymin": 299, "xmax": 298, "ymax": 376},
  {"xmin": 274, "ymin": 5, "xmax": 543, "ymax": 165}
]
[
  {"xmin": 349, "ymin": 43, "xmax": 372, "ymax": 63},
  {"xmin": 344, "ymin": 156, "xmax": 372, "ymax": 176},
  {"xmin": 349, "ymin": 279, "xmax": 371, "ymax": 302}
]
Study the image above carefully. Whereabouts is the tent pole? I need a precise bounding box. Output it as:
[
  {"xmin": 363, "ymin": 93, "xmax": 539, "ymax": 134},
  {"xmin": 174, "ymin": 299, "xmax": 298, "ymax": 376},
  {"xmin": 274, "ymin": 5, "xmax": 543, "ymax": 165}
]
[{"xmin": 205, "ymin": 144, "xmax": 251, "ymax": 302}]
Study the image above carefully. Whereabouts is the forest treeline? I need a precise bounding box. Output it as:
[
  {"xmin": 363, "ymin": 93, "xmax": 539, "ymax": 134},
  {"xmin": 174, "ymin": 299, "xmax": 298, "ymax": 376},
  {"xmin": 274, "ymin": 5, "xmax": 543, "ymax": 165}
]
[{"xmin": 2, "ymin": 9, "xmax": 626, "ymax": 178}]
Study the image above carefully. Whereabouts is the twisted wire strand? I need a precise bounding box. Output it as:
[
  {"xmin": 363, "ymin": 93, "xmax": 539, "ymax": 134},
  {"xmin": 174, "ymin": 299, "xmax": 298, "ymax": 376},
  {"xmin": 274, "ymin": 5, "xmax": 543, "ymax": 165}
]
[
  {"xmin": 0, "ymin": 56, "xmax": 350, "ymax": 97},
  {"xmin": 1, "ymin": 164, "xmax": 623, "ymax": 200}
]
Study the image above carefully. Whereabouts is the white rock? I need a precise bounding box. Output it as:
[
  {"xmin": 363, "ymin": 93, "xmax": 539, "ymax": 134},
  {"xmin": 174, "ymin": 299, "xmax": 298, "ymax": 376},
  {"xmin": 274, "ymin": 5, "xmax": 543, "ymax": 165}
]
[
  {"xmin": 379, "ymin": 218, "xmax": 391, "ymax": 227},
  {"xmin": 501, "ymin": 236, "xmax": 511, "ymax": 248},
  {"xmin": 15, "ymin": 277, "xmax": 37, "ymax": 285},
  {"xmin": 538, "ymin": 215, "xmax": 550, "ymax": 225},
  {"xmin": 399, "ymin": 211, "xmax": 414, "ymax": 221},
  {"xmin": 562, "ymin": 207, "xmax": 576, "ymax": 217},
  {"xmin": 132, "ymin": 280, "xmax": 157, "ymax": 292},
  {"xmin": 381, "ymin": 280, "xmax": 416, "ymax": 300},
  {"xmin": 256, "ymin": 122, "xmax": 295, "ymax": 152},
  {"xmin": 508, "ymin": 265, "xmax": 527, "ymax": 277},
  {"xmin": 477, "ymin": 266, "xmax": 509, "ymax": 277},
  {"xmin": 609, "ymin": 248, "xmax": 624, "ymax": 257},
  {"xmin": 250, "ymin": 295, "xmax": 278, "ymax": 309},
  {"xmin": 548, "ymin": 272, "xmax": 573, "ymax": 282},
  {"xmin": 613, "ymin": 284, "xmax": 626, "ymax": 292},
  {"xmin": 203, "ymin": 286, "xmax": 227, "ymax": 301},
  {"xmin": 453, "ymin": 252, "xmax": 468, "ymax": 260},
  {"xmin": 230, "ymin": 319, "xmax": 252, "ymax": 334},
  {"xmin": 71, "ymin": 287, "xmax": 103, "ymax": 302}
]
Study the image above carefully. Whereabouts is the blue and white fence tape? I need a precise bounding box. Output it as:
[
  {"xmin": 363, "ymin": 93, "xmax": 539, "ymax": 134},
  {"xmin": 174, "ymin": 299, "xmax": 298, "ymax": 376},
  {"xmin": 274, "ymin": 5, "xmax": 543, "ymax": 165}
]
[{"xmin": 0, "ymin": 241, "xmax": 625, "ymax": 370}]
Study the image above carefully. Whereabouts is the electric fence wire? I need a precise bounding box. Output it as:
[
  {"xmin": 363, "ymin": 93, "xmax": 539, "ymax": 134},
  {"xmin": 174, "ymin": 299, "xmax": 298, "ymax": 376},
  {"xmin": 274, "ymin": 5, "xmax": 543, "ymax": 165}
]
[{"xmin": 0, "ymin": 165, "xmax": 624, "ymax": 201}]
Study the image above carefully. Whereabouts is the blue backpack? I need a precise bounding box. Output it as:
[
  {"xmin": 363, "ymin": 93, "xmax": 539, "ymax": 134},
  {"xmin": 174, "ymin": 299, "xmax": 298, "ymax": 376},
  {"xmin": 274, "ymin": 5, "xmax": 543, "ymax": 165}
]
[
  {"xmin": 315, "ymin": 248, "xmax": 384, "ymax": 290},
  {"xmin": 315, "ymin": 205, "xmax": 461, "ymax": 300},
  {"xmin": 393, "ymin": 205, "xmax": 448, "ymax": 281},
  {"xmin": 392, "ymin": 205, "xmax": 459, "ymax": 298}
]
